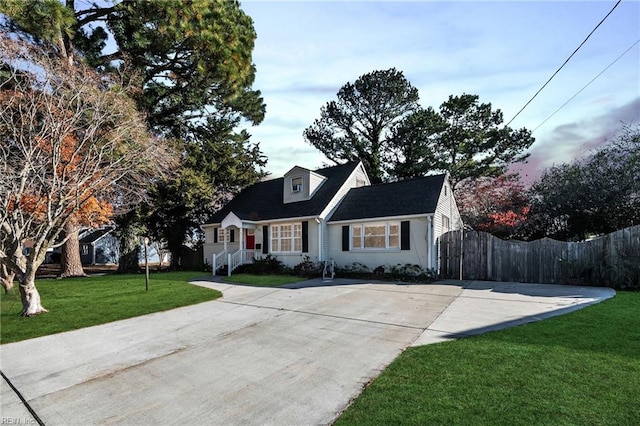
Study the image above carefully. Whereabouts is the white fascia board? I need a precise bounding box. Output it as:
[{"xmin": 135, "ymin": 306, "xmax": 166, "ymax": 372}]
[
  {"xmin": 328, "ymin": 213, "xmax": 431, "ymax": 225},
  {"xmin": 221, "ymin": 212, "xmax": 243, "ymax": 229},
  {"xmin": 257, "ymin": 215, "xmax": 319, "ymax": 225},
  {"xmin": 204, "ymin": 215, "xmax": 321, "ymax": 229},
  {"xmin": 200, "ymin": 223, "xmax": 220, "ymax": 229},
  {"xmin": 319, "ymin": 161, "xmax": 367, "ymax": 220},
  {"xmin": 283, "ymin": 165, "xmax": 310, "ymax": 177}
]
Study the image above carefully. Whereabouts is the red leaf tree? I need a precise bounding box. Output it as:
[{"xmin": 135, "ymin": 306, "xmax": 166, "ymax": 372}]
[
  {"xmin": 0, "ymin": 36, "xmax": 174, "ymax": 315},
  {"xmin": 456, "ymin": 174, "xmax": 530, "ymax": 239}
]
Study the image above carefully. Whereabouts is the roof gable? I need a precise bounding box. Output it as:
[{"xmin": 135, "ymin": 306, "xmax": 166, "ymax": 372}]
[
  {"xmin": 206, "ymin": 162, "xmax": 362, "ymax": 224},
  {"xmin": 79, "ymin": 227, "xmax": 114, "ymax": 244},
  {"xmin": 328, "ymin": 174, "xmax": 447, "ymax": 222},
  {"xmin": 282, "ymin": 166, "xmax": 328, "ymax": 204}
]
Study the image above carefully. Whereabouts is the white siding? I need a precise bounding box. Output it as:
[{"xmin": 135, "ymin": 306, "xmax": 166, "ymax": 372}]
[
  {"xmin": 202, "ymin": 225, "xmax": 217, "ymax": 268},
  {"xmin": 257, "ymin": 220, "xmax": 321, "ymax": 268},
  {"xmin": 308, "ymin": 171, "xmax": 326, "ymax": 197},
  {"xmin": 433, "ymin": 178, "xmax": 462, "ymax": 244},
  {"xmin": 202, "ymin": 224, "xmax": 241, "ymax": 268},
  {"xmin": 327, "ymin": 218, "xmax": 430, "ymax": 270},
  {"xmin": 432, "ymin": 177, "xmax": 462, "ymax": 270}
]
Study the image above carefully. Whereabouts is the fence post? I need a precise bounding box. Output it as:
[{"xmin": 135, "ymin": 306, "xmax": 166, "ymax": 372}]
[{"xmin": 459, "ymin": 229, "xmax": 464, "ymax": 280}]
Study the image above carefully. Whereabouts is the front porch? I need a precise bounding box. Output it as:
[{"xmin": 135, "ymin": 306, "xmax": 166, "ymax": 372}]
[
  {"xmin": 211, "ymin": 248, "xmax": 257, "ymax": 276},
  {"xmin": 209, "ymin": 213, "xmax": 259, "ymax": 276}
]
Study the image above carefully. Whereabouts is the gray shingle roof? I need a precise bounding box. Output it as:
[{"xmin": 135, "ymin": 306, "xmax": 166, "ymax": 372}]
[
  {"xmin": 79, "ymin": 227, "xmax": 114, "ymax": 244},
  {"xmin": 328, "ymin": 174, "xmax": 446, "ymax": 222},
  {"xmin": 206, "ymin": 162, "xmax": 360, "ymax": 224}
]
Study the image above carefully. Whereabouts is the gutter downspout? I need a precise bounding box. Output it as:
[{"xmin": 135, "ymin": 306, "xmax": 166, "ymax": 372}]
[
  {"xmin": 315, "ymin": 217, "xmax": 322, "ymax": 261},
  {"xmin": 426, "ymin": 215, "xmax": 433, "ymax": 270}
]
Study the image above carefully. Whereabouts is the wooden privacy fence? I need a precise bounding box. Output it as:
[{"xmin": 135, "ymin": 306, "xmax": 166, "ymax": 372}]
[{"xmin": 439, "ymin": 225, "xmax": 640, "ymax": 289}]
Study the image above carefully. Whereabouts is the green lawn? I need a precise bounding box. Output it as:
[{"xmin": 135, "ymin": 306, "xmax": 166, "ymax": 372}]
[
  {"xmin": 0, "ymin": 271, "xmax": 221, "ymax": 344},
  {"xmin": 336, "ymin": 292, "xmax": 640, "ymax": 425},
  {"xmin": 223, "ymin": 273, "xmax": 304, "ymax": 287}
]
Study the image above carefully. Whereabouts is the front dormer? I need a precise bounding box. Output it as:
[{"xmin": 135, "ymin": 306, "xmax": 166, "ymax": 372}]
[{"xmin": 283, "ymin": 166, "xmax": 327, "ymax": 204}]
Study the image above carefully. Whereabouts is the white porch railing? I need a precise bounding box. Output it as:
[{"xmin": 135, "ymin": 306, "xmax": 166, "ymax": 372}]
[
  {"xmin": 228, "ymin": 249, "xmax": 243, "ymax": 276},
  {"xmin": 243, "ymin": 249, "xmax": 256, "ymax": 264},
  {"xmin": 213, "ymin": 249, "xmax": 256, "ymax": 276},
  {"xmin": 212, "ymin": 250, "xmax": 226, "ymax": 276}
]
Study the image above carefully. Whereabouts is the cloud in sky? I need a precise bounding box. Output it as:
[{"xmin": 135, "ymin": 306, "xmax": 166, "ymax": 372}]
[
  {"xmin": 242, "ymin": 0, "xmax": 639, "ymax": 179},
  {"xmin": 511, "ymin": 97, "xmax": 640, "ymax": 184}
]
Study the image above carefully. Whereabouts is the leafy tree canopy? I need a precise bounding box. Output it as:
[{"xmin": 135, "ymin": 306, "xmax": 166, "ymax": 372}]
[
  {"xmin": 0, "ymin": 36, "xmax": 172, "ymax": 314},
  {"xmin": 303, "ymin": 68, "xmax": 420, "ymax": 183},
  {"xmin": 304, "ymin": 69, "xmax": 534, "ymax": 187},
  {"xmin": 387, "ymin": 94, "xmax": 534, "ymax": 188},
  {"xmin": 2, "ymin": 0, "xmax": 268, "ymax": 269},
  {"xmin": 148, "ymin": 122, "xmax": 267, "ymax": 268},
  {"xmin": 525, "ymin": 125, "xmax": 640, "ymax": 241},
  {"xmin": 102, "ymin": 0, "xmax": 265, "ymax": 135}
]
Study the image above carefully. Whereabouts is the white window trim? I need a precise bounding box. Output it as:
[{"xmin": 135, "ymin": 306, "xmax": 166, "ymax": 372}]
[
  {"xmin": 271, "ymin": 222, "xmax": 302, "ymax": 253},
  {"xmin": 216, "ymin": 227, "xmax": 230, "ymax": 243},
  {"xmin": 351, "ymin": 221, "xmax": 401, "ymax": 251},
  {"xmin": 291, "ymin": 176, "xmax": 303, "ymax": 193}
]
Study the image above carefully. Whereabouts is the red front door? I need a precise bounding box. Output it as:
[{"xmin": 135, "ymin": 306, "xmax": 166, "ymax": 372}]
[{"xmin": 246, "ymin": 232, "xmax": 255, "ymax": 250}]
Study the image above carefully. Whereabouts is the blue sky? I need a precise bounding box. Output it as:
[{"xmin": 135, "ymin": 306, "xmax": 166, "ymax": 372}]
[{"xmin": 241, "ymin": 0, "xmax": 640, "ymax": 182}]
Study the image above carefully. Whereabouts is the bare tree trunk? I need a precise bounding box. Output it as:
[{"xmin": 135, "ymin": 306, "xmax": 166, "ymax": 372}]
[
  {"xmin": 60, "ymin": 220, "xmax": 86, "ymax": 277},
  {"xmin": 19, "ymin": 268, "xmax": 48, "ymax": 316},
  {"xmin": 1, "ymin": 263, "xmax": 15, "ymax": 293}
]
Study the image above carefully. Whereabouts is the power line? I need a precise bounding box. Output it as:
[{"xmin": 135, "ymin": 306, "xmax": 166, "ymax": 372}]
[
  {"xmin": 506, "ymin": 0, "xmax": 622, "ymax": 127},
  {"xmin": 533, "ymin": 38, "xmax": 640, "ymax": 133}
]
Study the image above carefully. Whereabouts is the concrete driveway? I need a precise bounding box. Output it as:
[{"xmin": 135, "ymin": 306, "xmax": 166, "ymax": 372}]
[{"xmin": 1, "ymin": 279, "xmax": 614, "ymax": 425}]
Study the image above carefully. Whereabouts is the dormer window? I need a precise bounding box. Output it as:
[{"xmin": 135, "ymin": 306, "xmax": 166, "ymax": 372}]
[
  {"xmin": 283, "ymin": 166, "xmax": 326, "ymax": 203},
  {"xmin": 291, "ymin": 177, "xmax": 303, "ymax": 193}
]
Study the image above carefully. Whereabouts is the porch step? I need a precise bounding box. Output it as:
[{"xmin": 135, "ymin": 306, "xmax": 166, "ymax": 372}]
[{"xmin": 216, "ymin": 267, "xmax": 228, "ymax": 276}]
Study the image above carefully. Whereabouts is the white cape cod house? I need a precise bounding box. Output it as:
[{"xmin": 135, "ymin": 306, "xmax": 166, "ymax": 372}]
[{"xmin": 202, "ymin": 161, "xmax": 461, "ymax": 275}]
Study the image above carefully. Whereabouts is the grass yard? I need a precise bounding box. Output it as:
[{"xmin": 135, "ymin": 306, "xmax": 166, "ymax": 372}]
[
  {"xmin": 223, "ymin": 273, "xmax": 304, "ymax": 287},
  {"xmin": 336, "ymin": 292, "xmax": 640, "ymax": 425},
  {"xmin": 0, "ymin": 271, "xmax": 220, "ymax": 344}
]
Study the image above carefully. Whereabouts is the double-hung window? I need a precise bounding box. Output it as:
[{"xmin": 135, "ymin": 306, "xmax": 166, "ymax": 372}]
[
  {"xmin": 216, "ymin": 228, "xmax": 227, "ymax": 243},
  {"xmin": 351, "ymin": 222, "xmax": 400, "ymax": 250},
  {"xmin": 271, "ymin": 223, "xmax": 302, "ymax": 253},
  {"xmin": 291, "ymin": 177, "xmax": 303, "ymax": 193},
  {"xmin": 216, "ymin": 228, "xmax": 234, "ymax": 243}
]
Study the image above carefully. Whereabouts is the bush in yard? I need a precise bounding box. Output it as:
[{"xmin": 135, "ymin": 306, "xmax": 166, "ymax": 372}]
[
  {"xmin": 293, "ymin": 256, "xmax": 323, "ymax": 278},
  {"xmin": 335, "ymin": 262, "xmax": 371, "ymax": 279},
  {"xmin": 390, "ymin": 264, "xmax": 438, "ymax": 283},
  {"xmin": 246, "ymin": 254, "xmax": 289, "ymax": 275},
  {"xmin": 335, "ymin": 262, "xmax": 437, "ymax": 283}
]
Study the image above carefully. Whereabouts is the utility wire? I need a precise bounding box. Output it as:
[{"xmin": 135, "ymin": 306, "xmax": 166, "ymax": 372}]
[
  {"xmin": 506, "ymin": 0, "xmax": 622, "ymax": 127},
  {"xmin": 533, "ymin": 38, "xmax": 640, "ymax": 133}
]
